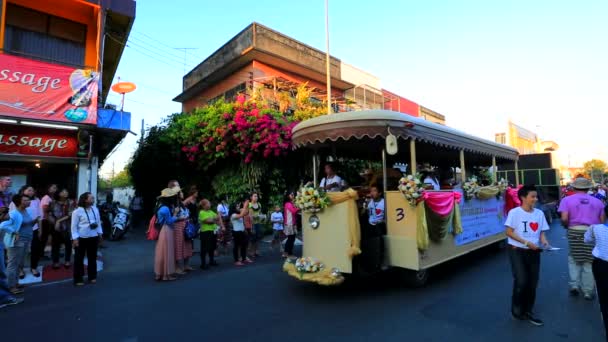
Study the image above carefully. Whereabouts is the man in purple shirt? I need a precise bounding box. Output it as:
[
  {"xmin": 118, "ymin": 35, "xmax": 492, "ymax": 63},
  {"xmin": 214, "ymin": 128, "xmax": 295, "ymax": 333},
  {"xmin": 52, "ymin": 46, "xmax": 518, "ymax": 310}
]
[{"xmin": 559, "ymin": 177, "xmax": 606, "ymax": 300}]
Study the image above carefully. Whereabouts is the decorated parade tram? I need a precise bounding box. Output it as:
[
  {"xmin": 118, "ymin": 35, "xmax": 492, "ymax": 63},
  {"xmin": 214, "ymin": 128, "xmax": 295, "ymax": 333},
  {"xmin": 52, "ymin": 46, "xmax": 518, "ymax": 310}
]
[{"xmin": 283, "ymin": 110, "xmax": 520, "ymax": 286}]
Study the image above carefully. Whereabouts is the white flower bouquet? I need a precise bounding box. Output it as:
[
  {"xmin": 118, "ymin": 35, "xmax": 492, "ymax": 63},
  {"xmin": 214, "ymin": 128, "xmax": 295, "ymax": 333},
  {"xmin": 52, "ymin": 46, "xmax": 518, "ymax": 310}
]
[
  {"xmin": 295, "ymin": 185, "xmax": 331, "ymax": 212},
  {"xmin": 462, "ymin": 176, "xmax": 479, "ymax": 200},
  {"xmin": 295, "ymin": 257, "xmax": 325, "ymax": 276},
  {"xmin": 496, "ymin": 178, "xmax": 509, "ymax": 192},
  {"xmin": 398, "ymin": 174, "xmax": 425, "ymax": 206}
]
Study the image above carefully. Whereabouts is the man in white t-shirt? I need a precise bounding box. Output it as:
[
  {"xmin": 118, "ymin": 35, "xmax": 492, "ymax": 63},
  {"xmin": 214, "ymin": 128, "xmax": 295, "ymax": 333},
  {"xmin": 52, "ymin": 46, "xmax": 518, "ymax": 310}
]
[
  {"xmin": 320, "ymin": 163, "xmax": 344, "ymax": 192},
  {"xmin": 504, "ymin": 185, "xmax": 551, "ymax": 327}
]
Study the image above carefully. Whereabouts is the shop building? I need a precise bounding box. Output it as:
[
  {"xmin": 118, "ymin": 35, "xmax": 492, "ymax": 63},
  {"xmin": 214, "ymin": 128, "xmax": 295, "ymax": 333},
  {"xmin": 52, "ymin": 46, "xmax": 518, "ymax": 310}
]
[
  {"xmin": 174, "ymin": 23, "xmax": 446, "ymax": 125},
  {"xmin": 0, "ymin": 0, "xmax": 135, "ymax": 198}
]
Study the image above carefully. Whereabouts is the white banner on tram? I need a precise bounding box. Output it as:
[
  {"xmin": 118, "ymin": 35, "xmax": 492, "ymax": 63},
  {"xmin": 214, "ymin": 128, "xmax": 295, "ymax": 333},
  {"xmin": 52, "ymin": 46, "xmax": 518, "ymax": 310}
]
[{"xmin": 456, "ymin": 197, "xmax": 505, "ymax": 246}]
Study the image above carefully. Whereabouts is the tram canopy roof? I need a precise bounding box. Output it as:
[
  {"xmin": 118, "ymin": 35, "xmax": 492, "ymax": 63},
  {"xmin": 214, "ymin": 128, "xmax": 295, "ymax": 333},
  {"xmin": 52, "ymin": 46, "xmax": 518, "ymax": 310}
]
[{"xmin": 292, "ymin": 110, "xmax": 519, "ymax": 161}]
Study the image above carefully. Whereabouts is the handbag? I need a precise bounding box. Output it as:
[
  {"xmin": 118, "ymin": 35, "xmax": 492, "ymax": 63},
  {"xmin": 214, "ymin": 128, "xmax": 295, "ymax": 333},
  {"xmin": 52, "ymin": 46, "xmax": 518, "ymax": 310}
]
[
  {"xmin": 185, "ymin": 221, "xmax": 199, "ymax": 240},
  {"xmin": 146, "ymin": 215, "xmax": 161, "ymax": 241}
]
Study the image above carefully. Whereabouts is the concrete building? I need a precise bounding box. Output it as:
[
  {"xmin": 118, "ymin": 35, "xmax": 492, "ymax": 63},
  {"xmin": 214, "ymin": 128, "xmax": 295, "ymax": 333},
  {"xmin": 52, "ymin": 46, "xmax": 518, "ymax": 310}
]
[
  {"xmin": 174, "ymin": 23, "xmax": 446, "ymax": 125},
  {"xmin": 0, "ymin": 0, "xmax": 135, "ymax": 197}
]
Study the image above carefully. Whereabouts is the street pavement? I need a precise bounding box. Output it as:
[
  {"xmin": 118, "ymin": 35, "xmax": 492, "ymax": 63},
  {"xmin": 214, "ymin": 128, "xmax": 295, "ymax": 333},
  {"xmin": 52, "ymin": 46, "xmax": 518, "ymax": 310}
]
[{"xmin": 0, "ymin": 221, "xmax": 605, "ymax": 342}]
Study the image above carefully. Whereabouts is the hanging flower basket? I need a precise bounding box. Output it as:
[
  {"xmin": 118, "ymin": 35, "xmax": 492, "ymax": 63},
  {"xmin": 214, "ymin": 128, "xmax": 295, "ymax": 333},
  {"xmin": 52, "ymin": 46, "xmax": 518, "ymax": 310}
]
[
  {"xmin": 398, "ymin": 174, "xmax": 425, "ymax": 206},
  {"xmin": 295, "ymin": 185, "xmax": 331, "ymax": 213},
  {"xmin": 462, "ymin": 176, "xmax": 480, "ymax": 200}
]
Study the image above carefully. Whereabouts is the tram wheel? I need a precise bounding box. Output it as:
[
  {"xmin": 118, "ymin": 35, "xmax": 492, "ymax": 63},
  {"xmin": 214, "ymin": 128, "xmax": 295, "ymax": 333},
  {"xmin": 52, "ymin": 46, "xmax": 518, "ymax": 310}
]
[{"xmin": 400, "ymin": 268, "xmax": 429, "ymax": 288}]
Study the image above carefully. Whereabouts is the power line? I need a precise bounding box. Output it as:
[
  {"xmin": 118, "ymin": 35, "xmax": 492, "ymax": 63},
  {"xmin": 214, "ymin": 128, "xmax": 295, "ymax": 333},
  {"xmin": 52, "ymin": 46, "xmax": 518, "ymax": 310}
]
[
  {"xmin": 126, "ymin": 38, "xmax": 193, "ymax": 66},
  {"xmin": 106, "ymin": 34, "xmax": 185, "ymax": 71},
  {"xmin": 126, "ymin": 39, "xmax": 199, "ymax": 70},
  {"xmin": 131, "ymin": 30, "xmax": 204, "ymax": 60},
  {"xmin": 128, "ymin": 34, "xmax": 187, "ymax": 60}
]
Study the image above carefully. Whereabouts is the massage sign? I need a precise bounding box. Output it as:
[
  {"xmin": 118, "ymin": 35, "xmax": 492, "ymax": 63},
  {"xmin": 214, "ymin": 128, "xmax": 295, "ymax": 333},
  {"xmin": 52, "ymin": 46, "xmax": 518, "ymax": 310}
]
[
  {"xmin": 0, "ymin": 124, "xmax": 80, "ymax": 158},
  {"xmin": 0, "ymin": 54, "xmax": 99, "ymax": 124}
]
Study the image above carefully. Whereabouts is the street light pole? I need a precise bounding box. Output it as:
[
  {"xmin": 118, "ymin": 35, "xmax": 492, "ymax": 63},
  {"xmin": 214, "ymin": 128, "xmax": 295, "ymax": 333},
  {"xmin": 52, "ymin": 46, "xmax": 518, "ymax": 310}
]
[{"xmin": 325, "ymin": 0, "xmax": 332, "ymax": 115}]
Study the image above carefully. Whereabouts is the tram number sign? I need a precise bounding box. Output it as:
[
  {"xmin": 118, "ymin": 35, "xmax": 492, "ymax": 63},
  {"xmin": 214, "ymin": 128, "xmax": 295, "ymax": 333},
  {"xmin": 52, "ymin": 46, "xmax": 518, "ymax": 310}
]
[{"xmin": 395, "ymin": 208, "xmax": 405, "ymax": 222}]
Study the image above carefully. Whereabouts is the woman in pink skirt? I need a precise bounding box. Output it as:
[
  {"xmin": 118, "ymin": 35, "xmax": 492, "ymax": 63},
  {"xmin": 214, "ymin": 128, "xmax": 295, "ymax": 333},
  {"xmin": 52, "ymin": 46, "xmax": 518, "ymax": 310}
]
[{"xmin": 154, "ymin": 187, "xmax": 185, "ymax": 281}]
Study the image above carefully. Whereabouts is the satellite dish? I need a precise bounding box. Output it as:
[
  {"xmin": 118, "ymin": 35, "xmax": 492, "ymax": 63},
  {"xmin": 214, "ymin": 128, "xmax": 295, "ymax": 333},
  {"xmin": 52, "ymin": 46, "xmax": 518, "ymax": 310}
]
[{"xmin": 386, "ymin": 127, "xmax": 398, "ymax": 155}]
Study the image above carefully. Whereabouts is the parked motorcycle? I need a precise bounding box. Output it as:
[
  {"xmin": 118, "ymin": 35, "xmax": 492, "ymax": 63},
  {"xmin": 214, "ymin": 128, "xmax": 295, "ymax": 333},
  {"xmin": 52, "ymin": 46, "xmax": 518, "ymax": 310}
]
[{"xmin": 106, "ymin": 202, "xmax": 131, "ymax": 241}]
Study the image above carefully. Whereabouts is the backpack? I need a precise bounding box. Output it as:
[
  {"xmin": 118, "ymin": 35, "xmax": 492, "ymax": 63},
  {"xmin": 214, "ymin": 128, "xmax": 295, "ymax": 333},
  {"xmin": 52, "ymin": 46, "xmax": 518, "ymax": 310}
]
[{"xmin": 146, "ymin": 206, "xmax": 166, "ymax": 240}]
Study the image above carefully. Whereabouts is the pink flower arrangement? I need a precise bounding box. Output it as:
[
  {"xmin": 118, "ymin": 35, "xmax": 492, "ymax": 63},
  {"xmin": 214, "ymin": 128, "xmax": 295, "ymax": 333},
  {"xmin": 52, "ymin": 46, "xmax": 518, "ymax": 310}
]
[{"xmin": 174, "ymin": 98, "xmax": 298, "ymax": 167}]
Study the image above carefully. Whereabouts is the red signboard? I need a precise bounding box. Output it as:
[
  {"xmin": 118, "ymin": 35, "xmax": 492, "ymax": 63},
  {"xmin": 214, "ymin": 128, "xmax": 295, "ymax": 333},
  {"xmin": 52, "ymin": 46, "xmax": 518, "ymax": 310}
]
[
  {"xmin": 0, "ymin": 124, "xmax": 79, "ymax": 158},
  {"xmin": 0, "ymin": 54, "xmax": 99, "ymax": 124}
]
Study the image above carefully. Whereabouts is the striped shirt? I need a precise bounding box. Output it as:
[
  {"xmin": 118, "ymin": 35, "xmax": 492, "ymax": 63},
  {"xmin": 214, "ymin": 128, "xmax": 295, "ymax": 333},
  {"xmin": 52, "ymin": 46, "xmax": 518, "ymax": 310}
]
[{"xmin": 585, "ymin": 224, "xmax": 608, "ymax": 262}]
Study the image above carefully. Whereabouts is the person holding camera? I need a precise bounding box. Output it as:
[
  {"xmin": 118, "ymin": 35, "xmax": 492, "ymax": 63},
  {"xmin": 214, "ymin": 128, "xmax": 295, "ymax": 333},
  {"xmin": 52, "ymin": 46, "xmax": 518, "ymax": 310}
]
[{"xmin": 71, "ymin": 192, "xmax": 103, "ymax": 286}]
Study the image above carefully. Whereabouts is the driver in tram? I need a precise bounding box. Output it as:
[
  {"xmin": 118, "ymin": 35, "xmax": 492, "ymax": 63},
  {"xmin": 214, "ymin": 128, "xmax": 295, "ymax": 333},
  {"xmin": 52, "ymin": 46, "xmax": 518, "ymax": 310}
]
[
  {"xmin": 421, "ymin": 165, "xmax": 441, "ymax": 190},
  {"xmin": 320, "ymin": 163, "xmax": 344, "ymax": 192}
]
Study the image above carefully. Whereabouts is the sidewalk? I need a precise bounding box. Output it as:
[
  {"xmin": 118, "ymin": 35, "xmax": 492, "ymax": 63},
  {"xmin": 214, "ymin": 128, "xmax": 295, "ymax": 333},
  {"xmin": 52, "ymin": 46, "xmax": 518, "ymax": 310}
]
[{"xmin": 19, "ymin": 245, "xmax": 104, "ymax": 286}]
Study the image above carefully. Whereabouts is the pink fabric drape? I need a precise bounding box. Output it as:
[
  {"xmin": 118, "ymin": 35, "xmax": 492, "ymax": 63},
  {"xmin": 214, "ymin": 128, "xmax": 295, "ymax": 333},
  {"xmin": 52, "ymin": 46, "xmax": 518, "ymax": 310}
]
[
  {"xmin": 422, "ymin": 191, "xmax": 462, "ymax": 217},
  {"xmin": 504, "ymin": 186, "xmax": 522, "ymax": 215}
]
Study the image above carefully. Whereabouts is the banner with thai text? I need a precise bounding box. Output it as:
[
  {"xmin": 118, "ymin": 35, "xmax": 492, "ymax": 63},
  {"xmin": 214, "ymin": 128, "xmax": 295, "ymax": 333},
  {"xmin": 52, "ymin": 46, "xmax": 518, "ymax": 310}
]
[{"xmin": 0, "ymin": 54, "xmax": 99, "ymax": 124}]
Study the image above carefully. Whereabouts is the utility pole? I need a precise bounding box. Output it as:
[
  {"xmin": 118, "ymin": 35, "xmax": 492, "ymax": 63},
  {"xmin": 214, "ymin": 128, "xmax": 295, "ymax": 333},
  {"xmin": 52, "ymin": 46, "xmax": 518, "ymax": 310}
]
[
  {"xmin": 174, "ymin": 47, "xmax": 198, "ymax": 74},
  {"xmin": 325, "ymin": 0, "xmax": 332, "ymax": 115},
  {"xmin": 111, "ymin": 161, "xmax": 115, "ymax": 188},
  {"xmin": 140, "ymin": 119, "xmax": 144, "ymax": 145}
]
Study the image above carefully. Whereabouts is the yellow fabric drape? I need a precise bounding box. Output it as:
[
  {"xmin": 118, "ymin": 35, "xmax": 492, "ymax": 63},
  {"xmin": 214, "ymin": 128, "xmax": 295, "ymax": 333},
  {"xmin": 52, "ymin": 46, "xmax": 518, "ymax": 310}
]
[
  {"xmin": 327, "ymin": 188, "xmax": 361, "ymax": 258},
  {"xmin": 283, "ymin": 262, "xmax": 345, "ymax": 286},
  {"xmin": 416, "ymin": 201, "xmax": 463, "ymax": 251},
  {"xmin": 416, "ymin": 203, "xmax": 429, "ymax": 251},
  {"xmin": 453, "ymin": 202, "xmax": 463, "ymax": 235},
  {"xmin": 476, "ymin": 186, "xmax": 500, "ymax": 200}
]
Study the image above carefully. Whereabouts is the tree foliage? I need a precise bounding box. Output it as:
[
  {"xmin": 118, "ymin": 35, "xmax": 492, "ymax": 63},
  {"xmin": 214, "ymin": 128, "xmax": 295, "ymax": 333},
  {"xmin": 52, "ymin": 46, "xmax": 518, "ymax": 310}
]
[
  {"xmin": 98, "ymin": 168, "xmax": 132, "ymax": 189},
  {"xmin": 583, "ymin": 159, "xmax": 608, "ymax": 181},
  {"xmin": 167, "ymin": 96, "xmax": 297, "ymax": 168}
]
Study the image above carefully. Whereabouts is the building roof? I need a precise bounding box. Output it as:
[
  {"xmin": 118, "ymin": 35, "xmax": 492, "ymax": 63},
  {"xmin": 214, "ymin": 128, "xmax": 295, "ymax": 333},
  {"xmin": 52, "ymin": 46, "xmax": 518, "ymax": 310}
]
[
  {"xmin": 292, "ymin": 110, "xmax": 518, "ymax": 160},
  {"xmin": 174, "ymin": 23, "xmax": 353, "ymax": 103}
]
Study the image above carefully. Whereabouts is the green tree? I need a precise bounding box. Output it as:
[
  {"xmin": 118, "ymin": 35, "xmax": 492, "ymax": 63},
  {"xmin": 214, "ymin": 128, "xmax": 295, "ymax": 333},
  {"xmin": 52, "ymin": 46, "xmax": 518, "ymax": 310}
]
[
  {"xmin": 583, "ymin": 159, "xmax": 608, "ymax": 182},
  {"xmin": 98, "ymin": 168, "xmax": 132, "ymax": 190}
]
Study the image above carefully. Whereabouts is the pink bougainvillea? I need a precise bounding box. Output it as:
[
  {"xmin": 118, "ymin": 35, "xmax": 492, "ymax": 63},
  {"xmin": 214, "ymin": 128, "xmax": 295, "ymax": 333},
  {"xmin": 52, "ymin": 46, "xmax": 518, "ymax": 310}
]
[{"xmin": 169, "ymin": 98, "xmax": 298, "ymax": 168}]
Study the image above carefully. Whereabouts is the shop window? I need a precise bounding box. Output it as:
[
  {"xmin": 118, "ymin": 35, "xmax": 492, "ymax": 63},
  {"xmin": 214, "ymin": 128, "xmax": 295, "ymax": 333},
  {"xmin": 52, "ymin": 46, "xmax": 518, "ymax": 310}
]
[{"xmin": 3, "ymin": 4, "xmax": 87, "ymax": 67}]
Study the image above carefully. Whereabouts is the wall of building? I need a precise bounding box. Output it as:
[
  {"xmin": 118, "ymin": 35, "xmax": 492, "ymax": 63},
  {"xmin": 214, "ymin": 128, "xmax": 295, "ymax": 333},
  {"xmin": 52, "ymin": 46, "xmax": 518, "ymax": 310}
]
[
  {"xmin": 341, "ymin": 62, "xmax": 381, "ymax": 89},
  {"xmin": 183, "ymin": 62, "xmax": 258, "ymax": 112},
  {"xmin": 507, "ymin": 121, "xmax": 538, "ymax": 155},
  {"xmin": 419, "ymin": 106, "xmax": 446, "ymax": 125},
  {"xmin": 3, "ymin": 0, "xmax": 100, "ymax": 69},
  {"xmin": 382, "ymin": 89, "xmax": 420, "ymax": 116},
  {"xmin": 183, "ymin": 59, "xmax": 347, "ymax": 112},
  {"xmin": 253, "ymin": 60, "xmax": 343, "ymax": 98}
]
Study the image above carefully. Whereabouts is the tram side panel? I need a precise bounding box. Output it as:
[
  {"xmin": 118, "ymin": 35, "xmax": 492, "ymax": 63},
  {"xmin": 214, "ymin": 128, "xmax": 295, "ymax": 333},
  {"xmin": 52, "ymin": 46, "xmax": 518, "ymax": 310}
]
[{"xmin": 385, "ymin": 192, "xmax": 506, "ymax": 271}]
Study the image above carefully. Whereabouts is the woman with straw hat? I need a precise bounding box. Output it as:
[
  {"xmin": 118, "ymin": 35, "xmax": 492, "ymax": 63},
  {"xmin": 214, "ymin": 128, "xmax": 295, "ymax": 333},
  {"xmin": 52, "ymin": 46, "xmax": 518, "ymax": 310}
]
[
  {"xmin": 154, "ymin": 187, "xmax": 185, "ymax": 281},
  {"xmin": 559, "ymin": 177, "xmax": 606, "ymax": 299}
]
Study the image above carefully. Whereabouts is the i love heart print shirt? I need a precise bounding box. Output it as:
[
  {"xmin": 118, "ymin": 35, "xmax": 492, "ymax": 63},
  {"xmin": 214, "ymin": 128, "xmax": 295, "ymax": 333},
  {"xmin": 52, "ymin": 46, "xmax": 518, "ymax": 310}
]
[
  {"xmin": 368, "ymin": 198, "xmax": 385, "ymax": 225},
  {"xmin": 505, "ymin": 207, "xmax": 550, "ymax": 248}
]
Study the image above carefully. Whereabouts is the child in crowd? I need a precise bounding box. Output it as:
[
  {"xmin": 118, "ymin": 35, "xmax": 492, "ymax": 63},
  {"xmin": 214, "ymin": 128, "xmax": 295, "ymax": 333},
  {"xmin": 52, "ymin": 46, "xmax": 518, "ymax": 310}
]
[{"xmin": 270, "ymin": 205, "xmax": 284, "ymax": 253}]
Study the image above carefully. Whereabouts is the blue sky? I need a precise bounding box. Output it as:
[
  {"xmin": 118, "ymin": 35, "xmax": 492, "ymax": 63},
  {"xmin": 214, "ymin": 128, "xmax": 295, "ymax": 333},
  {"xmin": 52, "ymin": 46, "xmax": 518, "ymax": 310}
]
[{"xmin": 101, "ymin": 0, "xmax": 608, "ymax": 176}]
